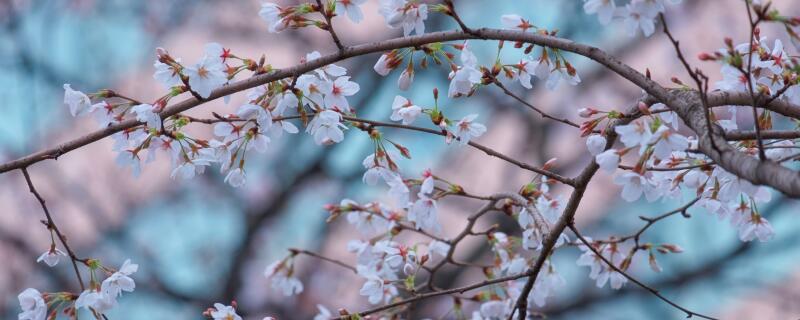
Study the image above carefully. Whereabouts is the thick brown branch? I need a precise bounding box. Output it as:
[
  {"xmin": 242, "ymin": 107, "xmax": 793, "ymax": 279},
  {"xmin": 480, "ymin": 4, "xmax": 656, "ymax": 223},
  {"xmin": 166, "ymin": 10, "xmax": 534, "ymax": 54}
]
[
  {"xmin": 670, "ymin": 90, "xmax": 800, "ymax": 197},
  {"xmin": 0, "ymin": 28, "xmax": 668, "ymax": 175},
  {"xmin": 707, "ymin": 90, "xmax": 800, "ymax": 120}
]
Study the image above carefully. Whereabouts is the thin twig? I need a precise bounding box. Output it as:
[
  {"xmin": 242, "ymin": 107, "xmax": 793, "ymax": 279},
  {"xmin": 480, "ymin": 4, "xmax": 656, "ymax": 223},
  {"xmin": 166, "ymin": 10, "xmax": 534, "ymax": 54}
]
[
  {"xmin": 290, "ymin": 248, "xmax": 356, "ymax": 273},
  {"xmin": 492, "ymin": 78, "xmax": 581, "ymax": 128},
  {"xmin": 569, "ymin": 224, "xmax": 718, "ymax": 320},
  {"xmin": 21, "ymin": 167, "xmax": 86, "ymax": 291},
  {"xmin": 315, "ymin": 0, "xmax": 345, "ymax": 51}
]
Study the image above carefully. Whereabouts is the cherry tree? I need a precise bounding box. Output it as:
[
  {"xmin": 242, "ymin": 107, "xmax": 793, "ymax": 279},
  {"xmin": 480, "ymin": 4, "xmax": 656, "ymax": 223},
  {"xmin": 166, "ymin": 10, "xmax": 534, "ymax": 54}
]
[{"xmin": 6, "ymin": 0, "xmax": 800, "ymax": 319}]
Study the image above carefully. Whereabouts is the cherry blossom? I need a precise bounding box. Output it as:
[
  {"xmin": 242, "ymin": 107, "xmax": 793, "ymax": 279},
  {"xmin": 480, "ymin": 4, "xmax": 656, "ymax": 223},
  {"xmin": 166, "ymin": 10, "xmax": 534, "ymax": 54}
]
[
  {"xmin": 448, "ymin": 41, "xmax": 482, "ymax": 97},
  {"xmin": 512, "ymin": 59, "xmax": 537, "ymax": 89},
  {"xmin": 264, "ymin": 260, "xmax": 304, "ymax": 296},
  {"xmin": 321, "ymin": 76, "xmax": 360, "ymax": 111},
  {"xmin": 383, "ymin": 243, "xmax": 417, "ymax": 275},
  {"xmin": 738, "ymin": 213, "xmax": 775, "ymax": 242},
  {"xmin": 500, "ymin": 14, "xmax": 534, "ymax": 32},
  {"xmin": 379, "ymin": 0, "xmax": 428, "ymax": 36},
  {"xmin": 297, "ymin": 75, "xmax": 326, "ymax": 107},
  {"xmin": 306, "ymin": 51, "xmax": 347, "ymax": 79},
  {"xmin": 397, "ymin": 65, "xmax": 414, "ymax": 90},
  {"xmin": 623, "ymin": 1, "xmax": 657, "ymax": 37},
  {"xmin": 153, "ymin": 59, "xmax": 183, "ymax": 88},
  {"xmin": 63, "ymin": 84, "xmax": 93, "ymax": 117},
  {"xmin": 361, "ymin": 152, "xmax": 400, "ymax": 186},
  {"xmin": 314, "ymin": 305, "xmax": 333, "ymax": 320},
  {"xmin": 373, "ymin": 51, "xmax": 401, "ymax": 76},
  {"xmin": 577, "ymin": 241, "xmax": 628, "ymax": 289},
  {"xmin": 335, "ymin": 0, "xmax": 368, "ymax": 23},
  {"xmin": 472, "ymin": 300, "xmax": 511, "ymax": 319},
  {"xmin": 36, "ymin": 247, "xmax": 66, "ymax": 267},
  {"xmin": 101, "ymin": 259, "xmax": 138, "ymax": 299},
  {"xmin": 586, "ymin": 134, "xmax": 607, "ymax": 156},
  {"xmin": 259, "ymin": 3, "xmax": 286, "ymax": 33},
  {"xmin": 17, "ymin": 288, "xmax": 46, "ymax": 320},
  {"xmin": 390, "ymin": 95, "xmax": 422, "ymax": 125},
  {"xmin": 116, "ymin": 149, "xmax": 143, "ymax": 177},
  {"xmin": 409, "ymin": 196, "xmax": 441, "ymax": 234},
  {"xmin": 529, "ymin": 260, "xmax": 565, "ymax": 307},
  {"xmin": 613, "ymin": 172, "xmax": 648, "ymax": 202},
  {"xmin": 595, "ymin": 149, "xmax": 621, "ymax": 173},
  {"xmin": 344, "ymin": 200, "xmax": 391, "ymax": 236},
  {"xmin": 583, "ymin": 0, "xmax": 616, "ymax": 25},
  {"xmin": 237, "ymin": 103, "xmax": 272, "ymax": 129},
  {"xmin": 225, "ymin": 168, "xmax": 247, "ymax": 188},
  {"xmin": 209, "ymin": 303, "xmax": 243, "ymax": 320},
  {"xmin": 650, "ymin": 125, "xmax": 689, "ymax": 159},
  {"xmin": 427, "ymin": 240, "xmax": 450, "ymax": 259},
  {"xmin": 550, "ymin": 63, "xmax": 582, "ymax": 90},
  {"xmin": 615, "ymin": 118, "xmax": 652, "ymax": 153},
  {"xmin": 131, "ymin": 104, "xmax": 162, "ymax": 131},
  {"xmin": 185, "ymin": 53, "xmax": 228, "ymax": 99},
  {"xmin": 452, "ymin": 114, "xmax": 487, "ymax": 146},
  {"xmin": 357, "ymin": 265, "xmax": 397, "ymax": 304},
  {"xmin": 307, "ymin": 110, "xmax": 347, "ymax": 145},
  {"xmin": 75, "ymin": 289, "xmax": 115, "ymax": 313}
]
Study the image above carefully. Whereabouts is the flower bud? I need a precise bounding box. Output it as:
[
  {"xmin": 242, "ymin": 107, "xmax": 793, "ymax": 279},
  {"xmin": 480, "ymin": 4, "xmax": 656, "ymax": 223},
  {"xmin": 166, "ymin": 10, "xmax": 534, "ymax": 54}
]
[
  {"xmin": 697, "ymin": 52, "xmax": 715, "ymax": 61},
  {"xmin": 578, "ymin": 107, "xmax": 596, "ymax": 118}
]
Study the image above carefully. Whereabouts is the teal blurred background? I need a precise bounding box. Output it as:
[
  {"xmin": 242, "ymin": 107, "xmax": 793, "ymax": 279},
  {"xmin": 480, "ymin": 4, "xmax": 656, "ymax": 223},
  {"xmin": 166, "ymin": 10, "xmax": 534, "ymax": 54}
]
[{"xmin": 1, "ymin": 1, "xmax": 800, "ymax": 319}]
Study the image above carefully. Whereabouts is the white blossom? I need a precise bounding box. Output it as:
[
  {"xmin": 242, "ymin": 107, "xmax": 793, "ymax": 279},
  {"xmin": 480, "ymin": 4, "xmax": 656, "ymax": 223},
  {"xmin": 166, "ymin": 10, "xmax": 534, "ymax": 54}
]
[
  {"xmin": 17, "ymin": 288, "xmax": 46, "ymax": 320},
  {"xmin": 453, "ymin": 114, "xmax": 487, "ymax": 145},
  {"xmin": 586, "ymin": 134, "xmax": 607, "ymax": 156},
  {"xmin": 390, "ymin": 96, "xmax": 422, "ymax": 125},
  {"xmin": 131, "ymin": 104, "xmax": 162, "ymax": 131},
  {"xmin": 185, "ymin": 54, "xmax": 227, "ymax": 99},
  {"xmin": 738, "ymin": 214, "xmax": 775, "ymax": 242},
  {"xmin": 224, "ymin": 168, "xmax": 246, "ymax": 188},
  {"xmin": 448, "ymin": 42, "xmax": 482, "ymax": 97},
  {"xmin": 584, "ymin": 0, "xmax": 616, "ymax": 25},
  {"xmin": 101, "ymin": 259, "xmax": 138, "ymax": 299},
  {"xmin": 63, "ymin": 84, "xmax": 93, "ymax": 117},
  {"xmin": 153, "ymin": 60, "xmax": 183, "ymax": 88},
  {"xmin": 210, "ymin": 303, "xmax": 242, "ymax": 320},
  {"xmin": 307, "ymin": 110, "xmax": 347, "ymax": 145},
  {"xmin": 335, "ymin": 0, "xmax": 368, "ymax": 23},
  {"xmin": 500, "ymin": 14, "xmax": 533, "ymax": 32},
  {"xmin": 314, "ymin": 305, "xmax": 333, "ymax": 320},
  {"xmin": 595, "ymin": 149, "xmax": 620, "ymax": 173},
  {"xmin": 36, "ymin": 248, "xmax": 66, "ymax": 267},
  {"xmin": 75, "ymin": 289, "xmax": 115, "ymax": 313},
  {"xmin": 615, "ymin": 118, "xmax": 652, "ymax": 154},
  {"xmin": 623, "ymin": 2, "xmax": 657, "ymax": 37},
  {"xmin": 379, "ymin": 0, "xmax": 428, "ymax": 36},
  {"xmin": 321, "ymin": 76, "xmax": 360, "ymax": 111},
  {"xmin": 264, "ymin": 260, "xmax": 304, "ymax": 296},
  {"xmin": 259, "ymin": 3, "xmax": 286, "ymax": 33},
  {"xmin": 613, "ymin": 172, "xmax": 648, "ymax": 202},
  {"xmin": 409, "ymin": 196, "xmax": 441, "ymax": 234},
  {"xmin": 306, "ymin": 51, "xmax": 347, "ymax": 79}
]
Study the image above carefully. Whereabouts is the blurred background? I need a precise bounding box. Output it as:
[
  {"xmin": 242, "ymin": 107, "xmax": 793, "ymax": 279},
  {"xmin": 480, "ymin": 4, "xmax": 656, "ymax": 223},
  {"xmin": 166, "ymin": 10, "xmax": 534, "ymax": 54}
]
[{"xmin": 1, "ymin": 0, "xmax": 800, "ymax": 319}]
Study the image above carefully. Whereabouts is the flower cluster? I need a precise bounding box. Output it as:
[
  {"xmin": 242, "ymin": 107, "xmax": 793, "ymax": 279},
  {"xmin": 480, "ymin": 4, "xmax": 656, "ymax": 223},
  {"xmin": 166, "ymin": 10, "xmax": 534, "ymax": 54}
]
[
  {"xmin": 18, "ymin": 259, "xmax": 139, "ymax": 320},
  {"xmin": 580, "ymin": 102, "xmax": 777, "ymax": 243},
  {"xmin": 582, "ymin": 0, "xmax": 682, "ymax": 37}
]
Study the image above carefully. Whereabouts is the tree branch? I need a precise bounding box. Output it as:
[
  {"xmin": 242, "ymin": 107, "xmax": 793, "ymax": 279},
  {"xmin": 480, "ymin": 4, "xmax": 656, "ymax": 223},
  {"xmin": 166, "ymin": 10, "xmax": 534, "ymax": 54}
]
[
  {"xmin": 569, "ymin": 224, "xmax": 718, "ymax": 320},
  {"xmin": 21, "ymin": 167, "xmax": 86, "ymax": 291},
  {"xmin": 0, "ymin": 28, "xmax": 668, "ymax": 175}
]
